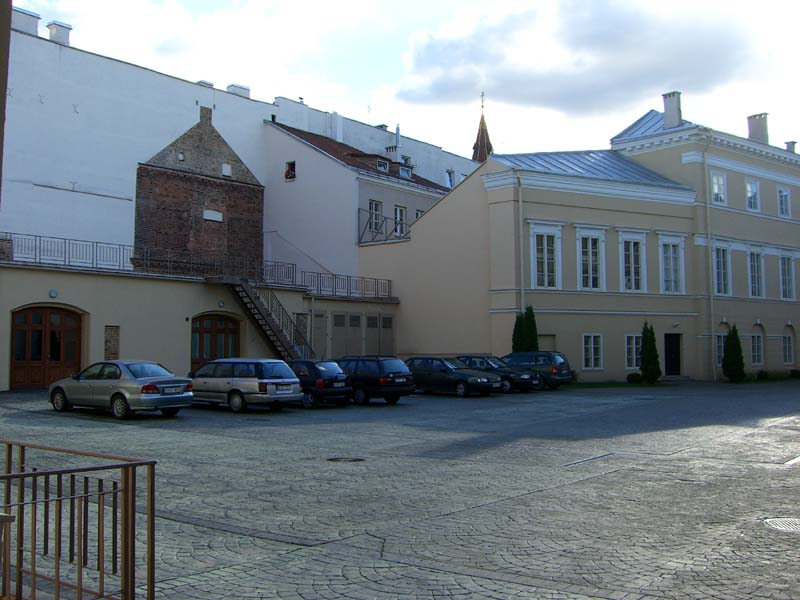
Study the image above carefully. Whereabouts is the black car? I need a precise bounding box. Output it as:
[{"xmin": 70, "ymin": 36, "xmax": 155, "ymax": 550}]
[
  {"xmin": 336, "ymin": 356, "xmax": 415, "ymax": 405},
  {"xmin": 501, "ymin": 351, "xmax": 574, "ymax": 389},
  {"xmin": 405, "ymin": 357, "xmax": 503, "ymax": 397},
  {"xmin": 287, "ymin": 360, "xmax": 352, "ymax": 408},
  {"xmin": 456, "ymin": 355, "xmax": 541, "ymax": 392}
]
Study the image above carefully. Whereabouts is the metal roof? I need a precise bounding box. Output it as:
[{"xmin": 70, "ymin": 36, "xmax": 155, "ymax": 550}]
[
  {"xmin": 493, "ymin": 150, "xmax": 691, "ymax": 189},
  {"xmin": 611, "ymin": 109, "xmax": 698, "ymax": 143}
]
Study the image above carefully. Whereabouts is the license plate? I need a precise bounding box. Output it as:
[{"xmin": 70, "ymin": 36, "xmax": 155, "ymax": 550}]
[
  {"xmin": 394, "ymin": 377, "xmax": 406, "ymax": 383},
  {"xmin": 276, "ymin": 384, "xmax": 292, "ymax": 392},
  {"xmin": 333, "ymin": 382, "xmax": 345, "ymax": 388},
  {"xmin": 163, "ymin": 386, "xmax": 182, "ymax": 394}
]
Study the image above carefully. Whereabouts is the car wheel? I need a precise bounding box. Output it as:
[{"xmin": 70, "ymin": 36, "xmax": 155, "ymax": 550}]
[
  {"xmin": 455, "ymin": 382, "xmax": 468, "ymax": 397},
  {"xmin": 302, "ymin": 391, "xmax": 319, "ymax": 409},
  {"xmin": 384, "ymin": 394, "xmax": 400, "ymax": 405},
  {"xmin": 500, "ymin": 379, "xmax": 512, "ymax": 393},
  {"xmin": 161, "ymin": 408, "xmax": 180, "ymax": 417},
  {"xmin": 229, "ymin": 392, "xmax": 247, "ymax": 413},
  {"xmin": 353, "ymin": 388, "xmax": 370, "ymax": 405},
  {"xmin": 51, "ymin": 389, "xmax": 70, "ymax": 412},
  {"xmin": 111, "ymin": 395, "xmax": 131, "ymax": 420}
]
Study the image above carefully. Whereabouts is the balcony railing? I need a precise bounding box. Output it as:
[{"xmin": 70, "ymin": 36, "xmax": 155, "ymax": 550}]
[
  {"xmin": 0, "ymin": 232, "xmax": 394, "ymax": 299},
  {"xmin": 358, "ymin": 208, "xmax": 413, "ymax": 244}
]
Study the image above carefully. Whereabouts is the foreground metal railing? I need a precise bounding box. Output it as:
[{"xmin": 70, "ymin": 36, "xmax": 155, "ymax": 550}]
[
  {"xmin": 0, "ymin": 232, "xmax": 393, "ymax": 298},
  {"xmin": 1, "ymin": 440, "xmax": 156, "ymax": 600}
]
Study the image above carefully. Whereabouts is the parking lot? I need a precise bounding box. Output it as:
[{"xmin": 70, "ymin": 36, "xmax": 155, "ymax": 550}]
[{"xmin": 3, "ymin": 382, "xmax": 800, "ymax": 599}]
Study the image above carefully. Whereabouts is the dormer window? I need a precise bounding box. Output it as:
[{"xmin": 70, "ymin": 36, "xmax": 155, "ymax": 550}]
[
  {"xmin": 401, "ymin": 155, "xmax": 412, "ymax": 165},
  {"xmin": 377, "ymin": 160, "xmax": 389, "ymax": 172},
  {"xmin": 285, "ymin": 161, "xmax": 296, "ymax": 181},
  {"xmin": 445, "ymin": 169, "xmax": 455, "ymax": 188},
  {"xmin": 221, "ymin": 162, "xmax": 232, "ymax": 177},
  {"xmin": 399, "ymin": 166, "xmax": 412, "ymax": 178}
]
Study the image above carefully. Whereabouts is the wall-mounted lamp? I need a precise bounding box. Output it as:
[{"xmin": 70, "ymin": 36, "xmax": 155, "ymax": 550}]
[
  {"xmin": 48, "ymin": 289, "xmax": 58, "ymax": 299},
  {"xmin": 218, "ymin": 300, "xmax": 225, "ymax": 308}
]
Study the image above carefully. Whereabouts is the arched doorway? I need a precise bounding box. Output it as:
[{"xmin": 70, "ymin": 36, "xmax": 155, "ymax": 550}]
[
  {"xmin": 191, "ymin": 314, "xmax": 240, "ymax": 372},
  {"xmin": 11, "ymin": 306, "xmax": 82, "ymax": 389}
]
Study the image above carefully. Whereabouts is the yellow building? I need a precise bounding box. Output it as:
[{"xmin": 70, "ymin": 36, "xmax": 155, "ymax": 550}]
[{"xmin": 360, "ymin": 93, "xmax": 799, "ymax": 381}]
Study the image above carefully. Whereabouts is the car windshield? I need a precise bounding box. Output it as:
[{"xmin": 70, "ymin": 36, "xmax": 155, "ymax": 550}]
[
  {"xmin": 317, "ymin": 362, "xmax": 344, "ymax": 374},
  {"xmin": 488, "ymin": 357, "xmax": 507, "ymax": 368},
  {"xmin": 259, "ymin": 362, "xmax": 297, "ymax": 379},
  {"xmin": 381, "ymin": 359, "xmax": 410, "ymax": 374},
  {"xmin": 125, "ymin": 363, "xmax": 173, "ymax": 378},
  {"xmin": 444, "ymin": 358, "xmax": 468, "ymax": 369}
]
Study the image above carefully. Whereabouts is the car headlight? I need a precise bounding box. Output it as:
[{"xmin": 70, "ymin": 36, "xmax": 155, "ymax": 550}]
[{"xmin": 520, "ymin": 374, "xmax": 530, "ymax": 379}]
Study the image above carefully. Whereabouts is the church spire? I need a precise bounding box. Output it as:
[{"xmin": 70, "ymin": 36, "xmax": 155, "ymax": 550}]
[{"xmin": 472, "ymin": 92, "xmax": 493, "ymax": 162}]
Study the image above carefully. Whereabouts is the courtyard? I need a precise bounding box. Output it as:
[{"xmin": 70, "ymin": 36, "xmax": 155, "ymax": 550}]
[{"xmin": 2, "ymin": 382, "xmax": 800, "ymax": 599}]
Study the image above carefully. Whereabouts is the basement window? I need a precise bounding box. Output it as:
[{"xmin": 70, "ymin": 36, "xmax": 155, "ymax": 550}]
[
  {"xmin": 285, "ymin": 161, "xmax": 296, "ymax": 181},
  {"xmin": 221, "ymin": 162, "xmax": 232, "ymax": 177}
]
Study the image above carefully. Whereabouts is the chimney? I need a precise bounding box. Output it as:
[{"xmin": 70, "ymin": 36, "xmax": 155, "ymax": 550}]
[
  {"xmin": 196, "ymin": 80, "xmax": 214, "ymax": 88},
  {"xmin": 47, "ymin": 21, "xmax": 72, "ymax": 46},
  {"xmin": 747, "ymin": 113, "xmax": 769, "ymax": 144},
  {"xmin": 785, "ymin": 141, "xmax": 796, "ymax": 153},
  {"xmin": 662, "ymin": 91, "xmax": 682, "ymax": 129},
  {"xmin": 395, "ymin": 124, "xmax": 401, "ymax": 148},
  {"xmin": 329, "ymin": 112, "xmax": 343, "ymax": 142},
  {"xmin": 12, "ymin": 7, "xmax": 40, "ymax": 35},
  {"xmin": 199, "ymin": 106, "xmax": 212, "ymax": 124},
  {"xmin": 226, "ymin": 84, "xmax": 250, "ymax": 98}
]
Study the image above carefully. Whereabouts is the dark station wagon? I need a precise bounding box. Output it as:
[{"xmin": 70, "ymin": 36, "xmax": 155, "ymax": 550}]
[
  {"xmin": 336, "ymin": 356, "xmax": 415, "ymax": 405},
  {"xmin": 288, "ymin": 360, "xmax": 352, "ymax": 408}
]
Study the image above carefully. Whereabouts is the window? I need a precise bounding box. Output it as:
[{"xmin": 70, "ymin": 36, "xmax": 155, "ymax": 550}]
[
  {"xmin": 284, "ymin": 161, "xmax": 296, "ymax": 181},
  {"xmin": 415, "ymin": 209, "xmax": 425, "ymax": 220},
  {"xmin": 177, "ymin": 151, "xmax": 185, "ymax": 162},
  {"xmin": 659, "ymin": 235, "xmax": 685, "ymax": 294},
  {"xmin": 401, "ymin": 155, "xmax": 412, "ymax": 165},
  {"xmin": 619, "ymin": 232, "xmax": 646, "ymax": 292},
  {"xmin": 711, "ymin": 172, "xmax": 726, "ymax": 205},
  {"xmin": 751, "ymin": 334, "xmax": 763, "ymax": 366},
  {"xmin": 783, "ymin": 335, "xmax": 795, "ymax": 365},
  {"xmin": 577, "ymin": 229, "xmax": 605, "ymax": 290},
  {"xmin": 377, "ymin": 160, "xmax": 389, "ymax": 172},
  {"xmin": 233, "ymin": 363, "xmax": 257, "ymax": 378},
  {"xmin": 715, "ymin": 334, "xmax": 727, "ymax": 368},
  {"xmin": 746, "ymin": 178, "xmax": 760, "ymax": 211},
  {"xmin": 445, "ymin": 170, "xmax": 455, "ymax": 188},
  {"xmin": 221, "ymin": 162, "xmax": 232, "ymax": 177},
  {"xmin": 531, "ymin": 223, "xmax": 562, "ymax": 289},
  {"xmin": 368, "ymin": 200, "xmax": 383, "ymax": 233},
  {"xmin": 582, "ymin": 334, "xmax": 603, "ymax": 370},
  {"xmin": 748, "ymin": 252, "xmax": 764, "ymax": 298},
  {"xmin": 781, "ymin": 256, "xmax": 795, "ymax": 300},
  {"xmin": 625, "ymin": 334, "xmax": 642, "ymax": 369},
  {"xmin": 399, "ymin": 166, "xmax": 412, "ymax": 178},
  {"xmin": 394, "ymin": 205, "xmax": 407, "ymax": 236},
  {"xmin": 778, "ymin": 188, "xmax": 792, "ymax": 218},
  {"xmin": 713, "ymin": 247, "xmax": 730, "ymax": 295}
]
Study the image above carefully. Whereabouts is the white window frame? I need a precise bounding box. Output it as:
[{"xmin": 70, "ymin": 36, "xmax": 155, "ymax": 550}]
[
  {"xmin": 376, "ymin": 160, "xmax": 389, "ymax": 173},
  {"xmin": 658, "ymin": 234, "xmax": 686, "ymax": 294},
  {"xmin": 710, "ymin": 171, "xmax": 727, "ymax": 206},
  {"xmin": 399, "ymin": 166, "xmax": 412, "ymax": 178},
  {"xmin": 748, "ymin": 251, "xmax": 765, "ymax": 298},
  {"xmin": 783, "ymin": 335, "xmax": 795, "ymax": 365},
  {"xmin": 530, "ymin": 223, "xmax": 563, "ymax": 290},
  {"xmin": 367, "ymin": 199, "xmax": 383, "ymax": 233},
  {"xmin": 751, "ymin": 334, "xmax": 763, "ymax": 366},
  {"xmin": 746, "ymin": 178, "xmax": 760, "ymax": 212},
  {"xmin": 575, "ymin": 226, "xmax": 606, "ymax": 291},
  {"xmin": 393, "ymin": 205, "xmax": 407, "ymax": 236},
  {"xmin": 582, "ymin": 334, "xmax": 603, "ymax": 370},
  {"xmin": 713, "ymin": 245, "xmax": 732, "ymax": 296},
  {"xmin": 618, "ymin": 231, "xmax": 647, "ymax": 293},
  {"xmin": 778, "ymin": 187, "xmax": 792, "ymax": 218},
  {"xmin": 715, "ymin": 334, "xmax": 727, "ymax": 368},
  {"xmin": 625, "ymin": 334, "xmax": 642, "ymax": 370},
  {"xmin": 415, "ymin": 209, "xmax": 425, "ymax": 220},
  {"xmin": 780, "ymin": 256, "xmax": 796, "ymax": 300}
]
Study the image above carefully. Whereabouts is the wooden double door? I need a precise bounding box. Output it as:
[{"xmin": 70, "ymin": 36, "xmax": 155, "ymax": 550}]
[{"xmin": 11, "ymin": 307, "xmax": 82, "ymax": 389}]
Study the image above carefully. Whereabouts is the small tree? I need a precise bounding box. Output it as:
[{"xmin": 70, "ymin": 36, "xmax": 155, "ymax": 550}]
[
  {"xmin": 523, "ymin": 306, "xmax": 539, "ymax": 351},
  {"xmin": 512, "ymin": 313, "xmax": 525, "ymax": 352},
  {"xmin": 640, "ymin": 321, "xmax": 662, "ymax": 384},
  {"xmin": 722, "ymin": 325, "xmax": 746, "ymax": 382}
]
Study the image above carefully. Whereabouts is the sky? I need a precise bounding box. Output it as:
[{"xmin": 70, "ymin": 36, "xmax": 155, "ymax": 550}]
[{"xmin": 15, "ymin": 0, "xmax": 800, "ymax": 159}]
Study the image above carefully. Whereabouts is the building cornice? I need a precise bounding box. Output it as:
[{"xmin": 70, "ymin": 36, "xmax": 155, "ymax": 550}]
[
  {"xmin": 693, "ymin": 234, "xmax": 800, "ymax": 258},
  {"xmin": 682, "ymin": 151, "xmax": 800, "ymax": 188}
]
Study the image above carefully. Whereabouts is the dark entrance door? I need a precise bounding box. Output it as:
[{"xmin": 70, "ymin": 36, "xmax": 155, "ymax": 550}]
[
  {"xmin": 11, "ymin": 307, "xmax": 82, "ymax": 389},
  {"xmin": 191, "ymin": 315, "xmax": 240, "ymax": 372},
  {"xmin": 664, "ymin": 333, "xmax": 681, "ymax": 376}
]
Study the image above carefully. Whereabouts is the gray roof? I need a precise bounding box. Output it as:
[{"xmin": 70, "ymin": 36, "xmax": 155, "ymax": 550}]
[
  {"xmin": 611, "ymin": 109, "xmax": 698, "ymax": 143},
  {"xmin": 493, "ymin": 150, "xmax": 691, "ymax": 189}
]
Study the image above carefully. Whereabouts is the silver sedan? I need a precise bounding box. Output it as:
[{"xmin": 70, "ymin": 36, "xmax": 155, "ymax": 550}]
[{"xmin": 49, "ymin": 360, "xmax": 192, "ymax": 419}]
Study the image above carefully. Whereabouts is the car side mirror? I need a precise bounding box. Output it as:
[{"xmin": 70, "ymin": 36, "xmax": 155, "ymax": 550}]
[
  {"xmin": 188, "ymin": 371, "xmax": 195, "ymax": 378},
  {"xmin": 71, "ymin": 373, "xmax": 80, "ymax": 380}
]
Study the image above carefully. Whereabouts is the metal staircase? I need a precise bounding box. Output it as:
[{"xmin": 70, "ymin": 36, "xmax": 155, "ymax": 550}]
[{"xmin": 212, "ymin": 277, "xmax": 315, "ymax": 360}]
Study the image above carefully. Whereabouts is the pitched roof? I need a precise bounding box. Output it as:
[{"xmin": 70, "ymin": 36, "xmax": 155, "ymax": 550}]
[
  {"xmin": 272, "ymin": 123, "xmax": 449, "ymax": 193},
  {"xmin": 611, "ymin": 109, "xmax": 699, "ymax": 143},
  {"xmin": 472, "ymin": 112, "xmax": 493, "ymax": 162},
  {"xmin": 493, "ymin": 150, "xmax": 692, "ymax": 189}
]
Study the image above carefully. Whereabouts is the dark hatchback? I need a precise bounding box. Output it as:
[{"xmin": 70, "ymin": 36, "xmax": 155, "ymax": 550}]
[
  {"xmin": 287, "ymin": 360, "xmax": 352, "ymax": 408},
  {"xmin": 405, "ymin": 357, "xmax": 503, "ymax": 397},
  {"xmin": 502, "ymin": 351, "xmax": 575, "ymax": 389},
  {"xmin": 336, "ymin": 356, "xmax": 415, "ymax": 405},
  {"xmin": 456, "ymin": 355, "xmax": 541, "ymax": 392}
]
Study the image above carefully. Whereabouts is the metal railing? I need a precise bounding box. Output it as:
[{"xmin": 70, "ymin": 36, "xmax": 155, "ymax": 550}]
[
  {"xmin": 358, "ymin": 208, "xmax": 413, "ymax": 244},
  {"xmin": 1, "ymin": 439, "xmax": 156, "ymax": 600},
  {"xmin": 0, "ymin": 231, "xmax": 394, "ymax": 299},
  {"xmin": 255, "ymin": 288, "xmax": 315, "ymax": 359}
]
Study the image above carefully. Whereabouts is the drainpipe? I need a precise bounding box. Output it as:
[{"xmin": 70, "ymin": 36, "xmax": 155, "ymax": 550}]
[
  {"xmin": 517, "ymin": 171, "xmax": 525, "ymax": 315},
  {"xmin": 702, "ymin": 128, "xmax": 717, "ymax": 380}
]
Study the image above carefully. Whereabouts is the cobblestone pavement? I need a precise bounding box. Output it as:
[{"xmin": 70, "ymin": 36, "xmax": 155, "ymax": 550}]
[{"xmin": 3, "ymin": 382, "xmax": 800, "ymax": 599}]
